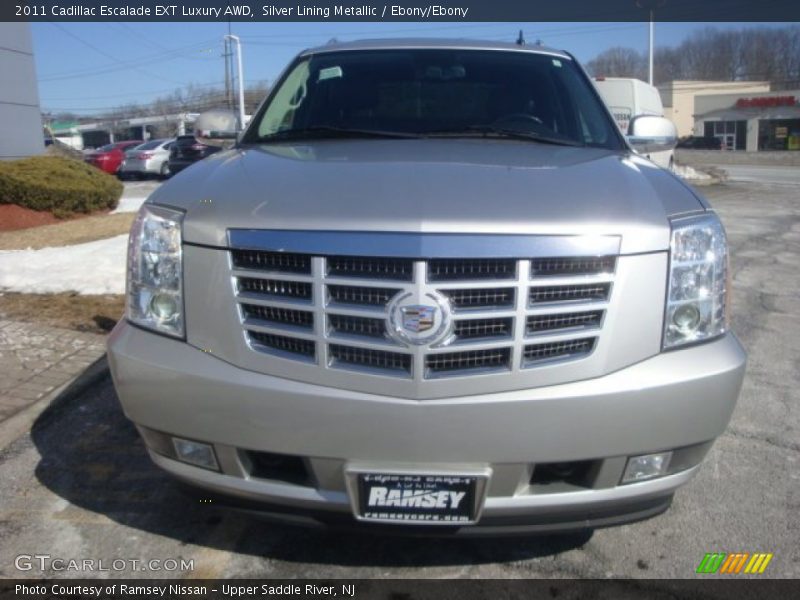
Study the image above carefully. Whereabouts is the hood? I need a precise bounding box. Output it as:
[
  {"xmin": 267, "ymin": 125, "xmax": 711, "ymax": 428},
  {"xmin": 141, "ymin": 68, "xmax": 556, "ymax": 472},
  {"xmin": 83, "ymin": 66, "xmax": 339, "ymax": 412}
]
[{"xmin": 148, "ymin": 139, "xmax": 706, "ymax": 255}]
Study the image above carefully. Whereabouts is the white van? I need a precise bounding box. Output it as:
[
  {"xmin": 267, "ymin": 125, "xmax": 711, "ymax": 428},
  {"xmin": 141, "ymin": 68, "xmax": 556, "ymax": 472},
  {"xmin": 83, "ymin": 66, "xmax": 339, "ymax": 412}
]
[
  {"xmin": 51, "ymin": 130, "xmax": 84, "ymax": 151},
  {"xmin": 594, "ymin": 77, "xmax": 674, "ymax": 170}
]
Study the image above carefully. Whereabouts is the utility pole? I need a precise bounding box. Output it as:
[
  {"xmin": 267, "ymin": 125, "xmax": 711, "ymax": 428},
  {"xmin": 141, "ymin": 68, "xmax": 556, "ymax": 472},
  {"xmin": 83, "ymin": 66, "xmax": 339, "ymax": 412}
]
[
  {"xmin": 224, "ymin": 34, "xmax": 246, "ymax": 130},
  {"xmin": 223, "ymin": 12, "xmax": 234, "ymax": 110},
  {"xmin": 637, "ymin": 0, "xmax": 666, "ymax": 85},
  {"xmin": 223, "ymin": 37, "xmax": 232, "ymax": 109},
  {"xmin": 648, "ymin": 11, "xmax": 654, "ymax": 85}
]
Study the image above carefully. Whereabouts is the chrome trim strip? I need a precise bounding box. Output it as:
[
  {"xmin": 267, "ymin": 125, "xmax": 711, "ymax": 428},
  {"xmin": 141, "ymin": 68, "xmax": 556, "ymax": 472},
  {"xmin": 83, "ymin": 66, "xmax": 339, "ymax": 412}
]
[{"xmin": 228, "ymin": 230, "xmax": 621, "ymax": 259}]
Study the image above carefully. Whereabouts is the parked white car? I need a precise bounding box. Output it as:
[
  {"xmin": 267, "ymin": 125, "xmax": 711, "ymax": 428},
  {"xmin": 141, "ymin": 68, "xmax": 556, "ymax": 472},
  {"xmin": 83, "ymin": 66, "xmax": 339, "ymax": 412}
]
[{"xmin": 118, "ymin": 138, "xmax": 175, "ymax": 179}]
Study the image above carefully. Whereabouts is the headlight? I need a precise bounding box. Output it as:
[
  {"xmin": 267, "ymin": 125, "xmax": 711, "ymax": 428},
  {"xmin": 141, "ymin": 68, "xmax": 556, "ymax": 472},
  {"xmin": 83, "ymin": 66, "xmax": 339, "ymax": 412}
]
[
  {"xmin": 664, "ymin": 213, "xmax": 729, "ymax": 349},
  {"xmin": 126, "ymin": 204, "xmax": 185, "ymax": 338}
]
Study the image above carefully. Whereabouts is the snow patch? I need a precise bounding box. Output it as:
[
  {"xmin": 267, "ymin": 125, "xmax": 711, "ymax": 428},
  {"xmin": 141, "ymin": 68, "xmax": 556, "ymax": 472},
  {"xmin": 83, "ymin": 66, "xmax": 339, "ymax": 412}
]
[
  {"xmin": 111, "ymin": 196, "xmax": 148, "ymax": 214},
  {"xmin": 674, "ymin": 164, "xmax": 712, "ymax": 181},
  {"xmin": 0, "ymin": 235, "xmax": 127, "ymax": 295}
]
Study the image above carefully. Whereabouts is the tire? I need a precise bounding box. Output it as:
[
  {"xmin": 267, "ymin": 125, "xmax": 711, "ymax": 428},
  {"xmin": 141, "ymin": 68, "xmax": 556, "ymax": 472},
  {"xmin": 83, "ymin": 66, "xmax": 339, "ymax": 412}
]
[{"xmin": 160, "ymin": 162, "xmax": 171, "ymax": 179}]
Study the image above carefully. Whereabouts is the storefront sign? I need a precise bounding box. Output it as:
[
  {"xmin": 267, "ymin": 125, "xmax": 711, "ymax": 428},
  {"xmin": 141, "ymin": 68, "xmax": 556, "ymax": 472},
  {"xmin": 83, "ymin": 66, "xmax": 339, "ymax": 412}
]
[{"xmin": 736, "ymin": 96, "xmax": 796, "ymax": 108}]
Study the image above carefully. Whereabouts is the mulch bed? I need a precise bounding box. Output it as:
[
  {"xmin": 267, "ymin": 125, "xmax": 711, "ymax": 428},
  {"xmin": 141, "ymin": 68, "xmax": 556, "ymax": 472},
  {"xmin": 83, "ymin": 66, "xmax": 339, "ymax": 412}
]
[
  {"xmin": 0, "ymin": 204, "xmax": 61, "ymax": 231},
  {"xmin": 0, "ymin": 204, "xmax": 111, "ymax": 232}
]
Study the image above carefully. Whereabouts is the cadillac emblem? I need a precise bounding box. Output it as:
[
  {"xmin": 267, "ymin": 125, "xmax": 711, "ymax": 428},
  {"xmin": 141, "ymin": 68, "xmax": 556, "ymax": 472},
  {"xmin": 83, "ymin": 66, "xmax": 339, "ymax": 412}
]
[
  {"xmin": 388, "ymin": 291, "xmax": 453, "ymax": 346},
  {"xmin": 400, "ymin": 305, "xmax": 436, "ymax": 333}
]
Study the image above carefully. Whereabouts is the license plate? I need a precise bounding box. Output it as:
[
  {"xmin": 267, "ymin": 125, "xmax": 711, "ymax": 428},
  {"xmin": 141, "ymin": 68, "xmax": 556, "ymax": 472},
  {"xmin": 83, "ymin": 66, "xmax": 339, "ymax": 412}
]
[{"xmin": 356, "ymin": 473, "xmax": 479, "ymax": 524}]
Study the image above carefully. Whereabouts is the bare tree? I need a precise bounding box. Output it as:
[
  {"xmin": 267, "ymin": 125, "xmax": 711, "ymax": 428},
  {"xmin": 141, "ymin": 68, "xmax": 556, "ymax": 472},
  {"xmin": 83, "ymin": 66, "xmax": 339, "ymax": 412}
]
[
  {"xmin": 93, "ymin": 81, "xmax": 272, "ymax": 125},
  {"xmin": 245, "ymin": 80, "xmax": 270, "ymax": 113},
  {"xmin": 587, "ymin": 25, "xmax": 800, "ymax": 86},
  {"xmin": 653, "ymin": 47, "xmax": 683, "ymax": 84},
  {"xmin": 586, "ymin": 47, "xmax": 647, "ymax": 80}
]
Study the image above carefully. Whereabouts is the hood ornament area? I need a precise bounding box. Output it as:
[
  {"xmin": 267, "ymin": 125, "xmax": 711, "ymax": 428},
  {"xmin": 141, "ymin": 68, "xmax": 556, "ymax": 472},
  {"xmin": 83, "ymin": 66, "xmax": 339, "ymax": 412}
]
[
  {"xmin": 387, "ymin": 291, "xmax": 453, "ymax": 347},
  {"xmin": 401, "ymin": 305, "xmax": 435, "ymax": 333}
]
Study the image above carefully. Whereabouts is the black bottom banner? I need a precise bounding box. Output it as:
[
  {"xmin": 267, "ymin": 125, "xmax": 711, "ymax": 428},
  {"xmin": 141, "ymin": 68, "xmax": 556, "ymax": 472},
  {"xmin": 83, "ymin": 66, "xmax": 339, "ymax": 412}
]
[{"xmin": 2, "ymin": 579, "xmax": 799, "ymax": 600}]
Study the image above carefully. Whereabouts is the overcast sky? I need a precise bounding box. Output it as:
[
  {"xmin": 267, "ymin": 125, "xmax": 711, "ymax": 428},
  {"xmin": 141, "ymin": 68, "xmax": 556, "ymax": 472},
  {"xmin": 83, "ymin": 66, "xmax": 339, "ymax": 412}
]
[{"xmin": 31, "ymin": 21, "xmax": 789, "ymax": 115}]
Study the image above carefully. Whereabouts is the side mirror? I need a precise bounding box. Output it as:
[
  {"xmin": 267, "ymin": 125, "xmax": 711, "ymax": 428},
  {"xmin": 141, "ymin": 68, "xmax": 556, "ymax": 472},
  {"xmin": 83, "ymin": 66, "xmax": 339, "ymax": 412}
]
[
  {"xmin": 626, "ymin": 115, "xmax": 678, "ymax": 154},
  {"xmin": 194, "ymin": 109, "xmax": 240, "ymax": 148}
]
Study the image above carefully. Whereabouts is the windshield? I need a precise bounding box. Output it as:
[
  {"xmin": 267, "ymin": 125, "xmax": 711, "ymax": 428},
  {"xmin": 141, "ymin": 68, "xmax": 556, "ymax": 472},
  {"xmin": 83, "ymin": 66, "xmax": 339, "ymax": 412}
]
[{"xmin": 246, "ymin": 48, "xmax": 622, "ymax": 149}]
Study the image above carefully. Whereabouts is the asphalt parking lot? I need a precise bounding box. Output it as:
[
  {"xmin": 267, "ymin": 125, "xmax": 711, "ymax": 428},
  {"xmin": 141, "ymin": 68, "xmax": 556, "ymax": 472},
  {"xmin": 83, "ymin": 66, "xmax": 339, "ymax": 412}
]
[{"xmin": 0, "ymin": 179, "xmax": 798, "ymax": 580}]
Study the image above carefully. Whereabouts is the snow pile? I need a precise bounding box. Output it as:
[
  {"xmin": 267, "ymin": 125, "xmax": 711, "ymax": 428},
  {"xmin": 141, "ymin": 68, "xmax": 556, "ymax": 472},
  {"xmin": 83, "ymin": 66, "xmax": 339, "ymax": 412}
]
[
  {"xmin": 111, "ymin": 196, "xmax": 148, "ymax": 214},
  {"xmin": 111, "ymin": 181, "xmax": 160, "ymax": 213},
  {"xmin": 0, "ymin": 235, "xmax": 128, "ymax": 295},
  {"xmin": 673, "ymin": 164, "xmax": 712, "ymax": 182}
]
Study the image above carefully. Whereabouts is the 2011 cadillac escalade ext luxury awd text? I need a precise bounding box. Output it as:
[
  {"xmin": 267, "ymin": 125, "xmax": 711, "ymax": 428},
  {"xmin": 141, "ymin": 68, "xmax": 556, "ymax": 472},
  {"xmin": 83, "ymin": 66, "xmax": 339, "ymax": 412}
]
[{"xmin": 108, "ymin": 39, "xmax": 746, "ymax": 535}]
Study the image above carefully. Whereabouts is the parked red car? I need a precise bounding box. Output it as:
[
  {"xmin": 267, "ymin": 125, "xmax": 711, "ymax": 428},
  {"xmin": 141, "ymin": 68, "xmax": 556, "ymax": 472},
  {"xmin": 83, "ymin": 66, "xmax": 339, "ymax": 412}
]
[{"xmin": 85, "ymin": 141, "xmax": 142, "ymax": 174}]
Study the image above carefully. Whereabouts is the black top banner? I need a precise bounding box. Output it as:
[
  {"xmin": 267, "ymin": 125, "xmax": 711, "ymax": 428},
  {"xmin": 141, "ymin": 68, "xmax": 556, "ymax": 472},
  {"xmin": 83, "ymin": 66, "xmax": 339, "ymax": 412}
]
[{"xmin": 4, "ymin": 0, "xmax": 800, "ymax": 22}]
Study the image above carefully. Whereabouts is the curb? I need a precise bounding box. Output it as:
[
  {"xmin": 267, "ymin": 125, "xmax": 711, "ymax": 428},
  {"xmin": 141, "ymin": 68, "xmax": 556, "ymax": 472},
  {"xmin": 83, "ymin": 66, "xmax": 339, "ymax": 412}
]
[{"xmin": 0, "ymin": 354, "xmax": 110, "ymax": 451}]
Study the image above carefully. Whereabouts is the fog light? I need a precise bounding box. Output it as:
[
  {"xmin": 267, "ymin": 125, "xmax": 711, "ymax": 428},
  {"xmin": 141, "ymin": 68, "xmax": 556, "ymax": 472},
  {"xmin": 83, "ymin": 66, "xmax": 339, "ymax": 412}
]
[
  {"xmin": 622, "ymin": 452, "xmax": 672, "ymax": 484},
  {"xmin": 672, "ymin": 304, "xmax": 701, "ymax": 333},
  {"xmin": 172, "ymin": 438, "xmax": 219, "ymax": 471},
  {"xmin": 149, "ymin": 293, "xmax": 178, "ymax": 321}
]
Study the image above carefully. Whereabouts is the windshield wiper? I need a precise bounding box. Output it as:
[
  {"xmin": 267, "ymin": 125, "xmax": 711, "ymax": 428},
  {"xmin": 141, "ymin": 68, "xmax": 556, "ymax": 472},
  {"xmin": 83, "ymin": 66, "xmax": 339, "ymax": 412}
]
[
  {"xmin": 425, "ymin": 126, "xmax": 584, "ymax": 147},
  {"xmin": 256, "ymin": 126, "xmax": 420, "ymax": 141}
]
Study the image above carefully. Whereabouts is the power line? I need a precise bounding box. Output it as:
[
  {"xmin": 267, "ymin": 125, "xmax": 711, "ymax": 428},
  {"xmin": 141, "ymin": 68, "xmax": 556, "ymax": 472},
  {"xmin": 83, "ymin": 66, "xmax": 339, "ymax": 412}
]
[
  {"xmin": 113, "ymin": 23, "xmax": 219, "ymax": 62},
  {"xmin": 39, "ymin": 28, "xmax": 220, "ymax": 81},
  {"xmin": 47, "ymin": 22, "xmax": 190, "ymax": 85}
]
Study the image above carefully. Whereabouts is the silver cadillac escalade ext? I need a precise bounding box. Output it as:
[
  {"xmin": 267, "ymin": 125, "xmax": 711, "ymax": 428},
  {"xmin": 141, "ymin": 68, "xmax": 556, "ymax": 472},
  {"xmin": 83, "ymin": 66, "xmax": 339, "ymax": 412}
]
[{"xmin": 107, "ymin": 39, "xmax": 746, "ymax": 534}]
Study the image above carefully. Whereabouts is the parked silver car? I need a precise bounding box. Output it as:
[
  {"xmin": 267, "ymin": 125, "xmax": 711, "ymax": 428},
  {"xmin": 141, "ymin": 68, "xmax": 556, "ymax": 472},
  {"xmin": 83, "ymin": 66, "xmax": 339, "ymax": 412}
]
[
  {"xmin": 119, "ymin": 138, "xmax": 174, "ymax": 179},
  {"xmin": 108, "ymin": 39, "xmax": 746, "ymax": 535}
]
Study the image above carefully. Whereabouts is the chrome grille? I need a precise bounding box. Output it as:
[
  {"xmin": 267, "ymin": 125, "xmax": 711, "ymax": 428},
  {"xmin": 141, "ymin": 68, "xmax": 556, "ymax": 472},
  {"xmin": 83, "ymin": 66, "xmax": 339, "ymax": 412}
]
[
  {"xmin": 526, "ymin": 310, "xmax": 603, "ymax": 335},
  {"xmin": 248, "ymin": 331, "xmax": 315, "ymax": 358},
  {"xmin": 429, "ymin": 258, "xmax": 516, "ymax": 281},
  {"xmin": 328, "ymin": 285, "xmax": 400, "ymax": 307},
  {"xmin": 232, "ymin": 250, "xmax": 311, "ymax": 274},
  {"xmin": 531, "ymin": 257, "xmax": 616, "ymax": 277},
  {"xmin": 327, "ymin": 256, "xmax": 412, "ymax": 281},
  {"xmin": 329, "ymin": 314, "xmax": 387, "ymax": 339},
  {"xmin": 529, "ymin": 283, "xmax": 611, "ymax": 305},
  {"xmin": 232, "ymin": 247, "xmax": 615, "ymax": 380},
  {"xmin": 427, "ymin": 348, "xmax": 512, "ymax": 374},
  {"xmin": 329, "ymin": 344, "xmax": 411, "ymax": 374},
  {"xmin": 242, "ymin": 304, "xmax": 314, "ymax": 329},
  {"xmin": 239, "ymin": 277, "xmax": 312, "ymax": 301},
  {"xmin": 523, "ymin": 338, "xmax": 596, "ymax": 365},
  {"xmin": 442, "ymin": 287, "xmax": 515, "ymax": 311},
  {"xmin": 453, "ymin": 317, "xmax": 513, "ymax": 340}
]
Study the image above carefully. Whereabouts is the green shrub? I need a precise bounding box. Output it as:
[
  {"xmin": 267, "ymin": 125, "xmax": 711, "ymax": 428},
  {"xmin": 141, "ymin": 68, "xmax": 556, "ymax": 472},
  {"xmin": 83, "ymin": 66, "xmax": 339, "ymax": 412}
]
[{"xmin": 0, "ymin": 156, "xmax": 123, "ymax": 218}]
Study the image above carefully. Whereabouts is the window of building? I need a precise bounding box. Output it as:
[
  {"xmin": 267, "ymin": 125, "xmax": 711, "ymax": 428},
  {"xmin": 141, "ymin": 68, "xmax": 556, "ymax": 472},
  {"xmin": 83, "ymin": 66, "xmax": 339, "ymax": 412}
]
[
  {"xmin": 704, "ymin": 120, "xmax": 746, "ymax": 150},
  {"xmin": 758, "ymin": 119, "xmax": 800, "ymax": 151}
]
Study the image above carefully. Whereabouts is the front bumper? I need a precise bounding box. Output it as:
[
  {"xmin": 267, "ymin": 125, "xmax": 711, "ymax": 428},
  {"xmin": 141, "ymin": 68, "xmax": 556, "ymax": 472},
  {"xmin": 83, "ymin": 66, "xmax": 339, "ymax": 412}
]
[
  {"xmin": 167, "ymin": 159, "xmax": 196, "ymax": 173},
  {"xmin": 108, "ymin": 322, "xmax": 746, "ymax": 533},
  {"xmin": 120, "ymin": 158, "xmax": 160, "ymax": 174}
]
